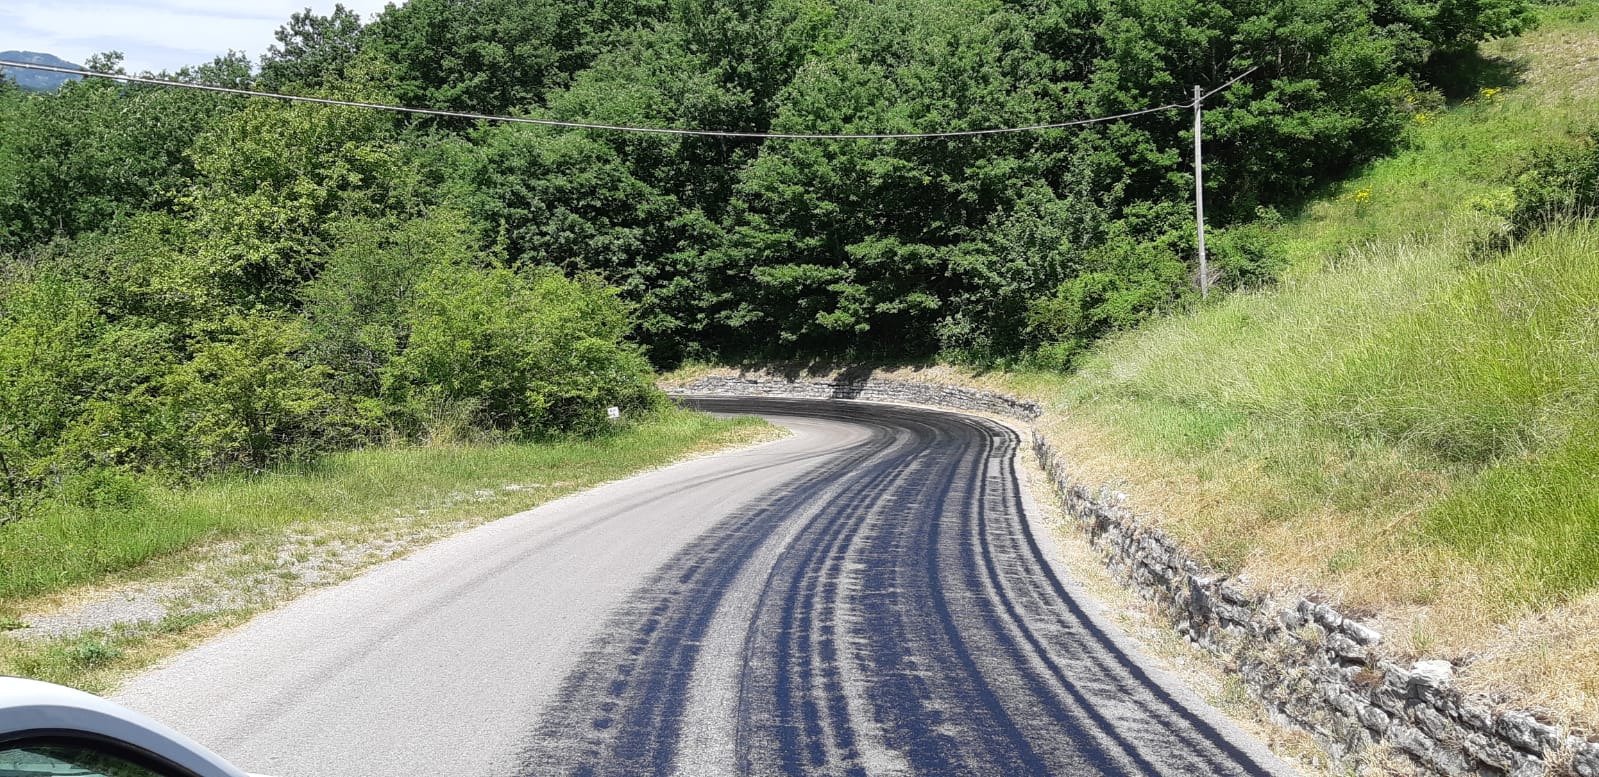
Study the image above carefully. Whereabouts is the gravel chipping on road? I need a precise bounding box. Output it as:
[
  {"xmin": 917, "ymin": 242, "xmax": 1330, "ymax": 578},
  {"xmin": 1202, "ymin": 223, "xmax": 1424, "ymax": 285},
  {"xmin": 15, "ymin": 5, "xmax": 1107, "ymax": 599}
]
[{"xmin": 12, "ymin": 486, "xmax": 537, "ymax": 642}]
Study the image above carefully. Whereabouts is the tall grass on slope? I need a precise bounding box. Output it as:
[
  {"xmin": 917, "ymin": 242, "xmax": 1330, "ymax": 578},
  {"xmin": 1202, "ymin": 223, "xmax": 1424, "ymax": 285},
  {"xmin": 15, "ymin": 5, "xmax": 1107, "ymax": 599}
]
[
  {"xmin": 1315, "ymin": 225, "xmax": 1599, "ymax": 464},
  {"xmin": 1070, "ymin": 224, "xmax": 1599, "ymax": 607},
  {"xmin": 1280, "ymin": 5, "xmax": 1599, "ymax": 269},
  {"xmin": 1413, "ymin": 227, "xmax": 1599, "ymax": 602},
  {"xmin": 1075, "ymin": 238, "xmax": 1460, "ymax": 424},
  {"xmin": 1429, "ymin": 424, "xmax": 1599, "ymax": 605}
]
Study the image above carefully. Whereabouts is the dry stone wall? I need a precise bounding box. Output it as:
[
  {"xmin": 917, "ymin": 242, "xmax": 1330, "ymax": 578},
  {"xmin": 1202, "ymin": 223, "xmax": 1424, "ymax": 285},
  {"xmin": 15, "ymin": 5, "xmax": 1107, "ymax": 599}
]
[
  {"xmin": 672, "ymin": 374, "xmax": 1042, "ymax": 421},
  {"xmin": 1035, "ymin": 441, "xmax": 1599, "ymax": 777},
  {"xmin": 668, "ymin": 373, "xmax": 1599, "ymax": 777}
]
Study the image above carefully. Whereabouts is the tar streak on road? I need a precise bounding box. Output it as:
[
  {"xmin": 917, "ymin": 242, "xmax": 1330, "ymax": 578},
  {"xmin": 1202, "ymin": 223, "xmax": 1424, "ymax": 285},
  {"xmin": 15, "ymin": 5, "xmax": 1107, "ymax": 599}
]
[{"xmin": 518, "ymin": 398, "xmax": 1281, "ymax": 777}]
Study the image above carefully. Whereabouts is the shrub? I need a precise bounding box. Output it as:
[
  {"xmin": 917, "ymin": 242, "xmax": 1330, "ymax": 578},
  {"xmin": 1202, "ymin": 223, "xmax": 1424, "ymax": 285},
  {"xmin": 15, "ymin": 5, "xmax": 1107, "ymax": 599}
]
[
  {"xmin": 300, "ymin": 212, "xmax": 485, "ymax": 431},
  {"xmin": 383, "ymin": 265, "xmax": 662, "ymax": 438},
  {"xmin": 1209, "ymin": 214, "xmax": 1288, "ymax": 291},
  {"xmin": 0, "ymin": 270, "xmax": 108, "ymax": 513},
  {"xmin": 163, "ymin": 314, "xmax": 334, "ymax": 473},
  {"xmin": 1508, "ymin": 129, "xmax": 1599, "ymax": 238},
  {"xmin": 59, "ymin": 468, "xmax": 147, "ymax": 510},
  {"xmin": 1023, "ymin": 210, "xmax": 1194, "ymax": 368}
]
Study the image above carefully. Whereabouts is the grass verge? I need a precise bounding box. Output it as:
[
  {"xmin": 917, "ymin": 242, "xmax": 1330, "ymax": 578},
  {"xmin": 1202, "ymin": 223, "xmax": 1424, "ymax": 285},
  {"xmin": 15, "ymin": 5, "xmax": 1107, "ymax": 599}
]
[{"xmin": 0, "ymin": 408, "xmax": 780, "ymax": 691}]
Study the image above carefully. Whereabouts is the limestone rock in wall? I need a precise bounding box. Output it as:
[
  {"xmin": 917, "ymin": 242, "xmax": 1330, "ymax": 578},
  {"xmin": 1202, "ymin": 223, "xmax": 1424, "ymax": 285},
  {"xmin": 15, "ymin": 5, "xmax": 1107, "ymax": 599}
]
[
  {"xmin": 1573, "ymin": 742, "xmax": 1599, "ymax": 777},
  {"xmin": 671, "ymin": 375, "xmax": 1043, "ymax": 421}
]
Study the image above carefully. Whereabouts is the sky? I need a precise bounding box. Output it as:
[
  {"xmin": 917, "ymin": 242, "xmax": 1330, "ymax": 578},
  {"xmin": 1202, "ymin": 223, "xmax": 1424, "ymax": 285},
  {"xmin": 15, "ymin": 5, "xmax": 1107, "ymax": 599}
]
[{"xmin": 1, "ymin": 1, "xmax": 399, "ymax": 75}]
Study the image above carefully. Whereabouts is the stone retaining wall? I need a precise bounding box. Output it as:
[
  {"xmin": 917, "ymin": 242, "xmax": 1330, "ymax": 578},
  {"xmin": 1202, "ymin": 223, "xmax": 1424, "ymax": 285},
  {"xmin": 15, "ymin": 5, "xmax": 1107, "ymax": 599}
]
[
  {"xmin": 671, "ymin": 372, "xmax": 1599, "ymax": 777},
  {"xmin": 671, "ymin": 374, "xmax": 1042, "ymax": 421},
  {"xmin": 1034, "ymin": 439, "xmax": 1599, "ymax": 777}
]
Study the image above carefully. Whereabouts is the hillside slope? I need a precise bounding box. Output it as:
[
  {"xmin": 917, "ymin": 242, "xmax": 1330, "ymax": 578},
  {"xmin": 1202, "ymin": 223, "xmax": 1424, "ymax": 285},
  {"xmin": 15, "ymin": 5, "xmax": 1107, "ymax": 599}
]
[
  {"xmin": 1040, "ymin": 3, "xmax": 1599, "ymax": 726},
  {"xmin": 0, "ymin": 51, "xmax": 82, "ymax": 91}
]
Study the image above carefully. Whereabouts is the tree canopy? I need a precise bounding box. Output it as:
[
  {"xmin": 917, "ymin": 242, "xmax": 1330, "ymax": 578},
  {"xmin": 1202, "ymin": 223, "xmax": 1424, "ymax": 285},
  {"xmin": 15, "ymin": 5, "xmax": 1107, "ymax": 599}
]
[{"xmin": 0, "ymin": 0, "xmax": 1531, "ymax": 512}]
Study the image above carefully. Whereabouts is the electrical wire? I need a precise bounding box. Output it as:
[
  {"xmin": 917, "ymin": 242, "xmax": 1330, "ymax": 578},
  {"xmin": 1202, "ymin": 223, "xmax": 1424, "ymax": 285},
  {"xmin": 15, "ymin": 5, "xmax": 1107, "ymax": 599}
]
[
  {"xmin": 0, "ymin": 59, "xmax": 1257, "ymax": 140},
  {"xmin": 1200, "ymin": 66, "xmax": 1260, "ymax": 102}
]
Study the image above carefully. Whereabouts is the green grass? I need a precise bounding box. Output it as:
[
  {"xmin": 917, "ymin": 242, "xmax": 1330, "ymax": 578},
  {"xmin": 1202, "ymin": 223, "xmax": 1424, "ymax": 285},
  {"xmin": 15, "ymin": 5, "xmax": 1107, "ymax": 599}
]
[
  {"xmin": 1427, "ymin": 422, "xmax": 1599, "ymax": 602},
  {"xmin": 1068, "ymin": 221, "xmax": 1599, "ymax": 601},
  {"xmin": 1, "ymin": 609, "xmax": 257, "ymax": 693},
  {"xmin": 1278, "ymin": 15, "xmax": 1599, "ymax": 270},
  {"xmin": 1037, "ymin": 4, "xmax": 1599, "ymax": 611},
  {"xmin": 1083, "ymin": 220, "xmax": 1599, "ymax": 456},
  {"xmin": 0, "ymin": 408, "xmax": 772, "ymax": 607}
]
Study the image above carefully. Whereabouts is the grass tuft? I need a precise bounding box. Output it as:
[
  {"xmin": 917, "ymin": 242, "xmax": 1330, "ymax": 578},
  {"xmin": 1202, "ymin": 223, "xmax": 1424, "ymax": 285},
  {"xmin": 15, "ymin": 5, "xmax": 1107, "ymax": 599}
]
[{"xmin": 63, "ymin": 638, "xmax": 124, "ymax": 668}]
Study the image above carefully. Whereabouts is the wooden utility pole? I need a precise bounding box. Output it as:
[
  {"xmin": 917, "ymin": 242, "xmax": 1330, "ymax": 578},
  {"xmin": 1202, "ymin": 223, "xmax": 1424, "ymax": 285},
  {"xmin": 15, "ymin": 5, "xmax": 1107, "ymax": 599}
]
[{"xmin": 1193, "ymin": 84, "xmax": 1209, "ymax": 299}]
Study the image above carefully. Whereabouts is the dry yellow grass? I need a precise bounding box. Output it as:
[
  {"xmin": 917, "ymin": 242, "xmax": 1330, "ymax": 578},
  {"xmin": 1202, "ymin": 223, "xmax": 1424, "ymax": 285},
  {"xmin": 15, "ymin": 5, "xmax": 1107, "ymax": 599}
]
[
  {"xmin": 1496, "ymin": 12, "xmax": 1599, "ymax": 110},
  {"xmin": 1456, "ymin": 591, "xmax": 1599, "ymax": 728}
]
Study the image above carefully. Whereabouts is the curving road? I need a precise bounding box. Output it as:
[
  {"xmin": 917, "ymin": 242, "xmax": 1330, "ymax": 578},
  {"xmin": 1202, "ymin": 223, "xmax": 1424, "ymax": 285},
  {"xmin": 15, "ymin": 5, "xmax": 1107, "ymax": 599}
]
[{"xmin": 114, "ymin": 398, "xmax": 1294, "ymax": 777}]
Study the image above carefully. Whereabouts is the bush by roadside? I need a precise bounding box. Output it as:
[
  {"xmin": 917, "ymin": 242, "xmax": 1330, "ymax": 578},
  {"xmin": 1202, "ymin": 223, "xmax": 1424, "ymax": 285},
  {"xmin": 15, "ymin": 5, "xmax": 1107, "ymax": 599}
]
[{"xmin": 0, "ymin": 213, "xmax": 663, "ymax": 522}]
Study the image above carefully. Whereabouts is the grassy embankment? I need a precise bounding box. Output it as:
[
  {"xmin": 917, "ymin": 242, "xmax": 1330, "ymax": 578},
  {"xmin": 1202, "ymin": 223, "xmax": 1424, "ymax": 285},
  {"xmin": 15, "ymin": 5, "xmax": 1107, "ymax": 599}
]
[
  {"xmin": 1031, "ymin": 4, "xmax": 1599, "ymax": 724},
  {"xmin": 0, "ymin": 408, "xmax": 777, "ymax": 691},
  {"xmin": 673, "ymin": 3, "xmax": 1599, "ymax": 725}
]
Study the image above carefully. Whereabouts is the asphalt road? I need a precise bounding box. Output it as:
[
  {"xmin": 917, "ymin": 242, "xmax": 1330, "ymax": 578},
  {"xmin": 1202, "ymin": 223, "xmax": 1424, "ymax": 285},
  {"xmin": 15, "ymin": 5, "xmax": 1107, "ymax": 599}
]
[{"xmin": 114, "ymin": 398, "xmax": 1295, "ymax": 777}]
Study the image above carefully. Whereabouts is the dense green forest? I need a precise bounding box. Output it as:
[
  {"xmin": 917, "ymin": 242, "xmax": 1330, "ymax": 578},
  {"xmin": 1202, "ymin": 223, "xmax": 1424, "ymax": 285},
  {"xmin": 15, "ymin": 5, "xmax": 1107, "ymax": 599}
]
[{"xmin": 0, "ymin": 0, "xmax": 1534, "ymax": 512}]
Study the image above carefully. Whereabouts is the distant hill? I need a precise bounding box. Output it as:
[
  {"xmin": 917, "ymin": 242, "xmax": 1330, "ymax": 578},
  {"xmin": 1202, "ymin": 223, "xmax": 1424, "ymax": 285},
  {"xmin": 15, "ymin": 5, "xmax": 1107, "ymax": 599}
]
[{"xmin": 0, "ymin": 51, "xmax": 83, "ymax": 91}]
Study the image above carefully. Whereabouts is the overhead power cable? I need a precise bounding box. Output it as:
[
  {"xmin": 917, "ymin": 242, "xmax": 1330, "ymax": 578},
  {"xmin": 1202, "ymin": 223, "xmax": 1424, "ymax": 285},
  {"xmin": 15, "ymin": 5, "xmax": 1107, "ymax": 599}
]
[
  {"xmin": 0, "ymin": 60, "xmax": 1257, "ymax": 140},
  {"xmin": 1200, "ymin": 66, "xmax": 1259, "ymax": 102}
]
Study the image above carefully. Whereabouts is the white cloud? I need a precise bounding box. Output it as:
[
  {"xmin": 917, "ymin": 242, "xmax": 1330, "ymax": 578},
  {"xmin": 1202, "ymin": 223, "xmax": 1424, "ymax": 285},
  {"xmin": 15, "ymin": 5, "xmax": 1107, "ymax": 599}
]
[{"xmin": 1, "ymin": 1, "xmax": 398, "ymax": 74}]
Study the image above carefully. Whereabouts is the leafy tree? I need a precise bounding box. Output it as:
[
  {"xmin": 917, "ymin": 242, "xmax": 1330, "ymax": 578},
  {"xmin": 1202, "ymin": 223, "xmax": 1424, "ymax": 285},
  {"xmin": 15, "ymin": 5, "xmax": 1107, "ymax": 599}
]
[
  {"xmin": 183, "ymin": 99, "xmax": 410, "ymax": 303},
  {"xmin": 0, "ymin": 90, "xmax": 142, "ymax": 250},
  {"xmin": 937, "ymin": 179, "xmax": 1115, "ymax": 360},
  {"xmin": 83, "ymin": 51, "xmax": 125, "ymax": 75},
  {"xmin": 1376, "ymin": 0, "xmax": 1535, "ymax": 56},
  {"xmin": 360, "ymin": 0, "xmax": 593, "ymax": 119},
  {"xmin": 167, "ymin": 51, "xmax": 256, "ymax": 86},
  {"xmin": 383, "ymin": 266, "xmax": 660, "ymax": 437},
  {"xmin": 164, "ymin": 314, "xmax": 333, "ymax": 473},
  {"xmin": 0, "ymin": 53, "xmax": 242, "ymax": 252},
  {"xmin": 453, "ymin": 0, "xmax": 818, "ymax": 362},
  {"xmin": 259, "ymin": 4, "xmax": 367, "ymax": 92},
  {"xmin": 710, "ymin": 0, "xmax": 1063, "ymax": 356}
]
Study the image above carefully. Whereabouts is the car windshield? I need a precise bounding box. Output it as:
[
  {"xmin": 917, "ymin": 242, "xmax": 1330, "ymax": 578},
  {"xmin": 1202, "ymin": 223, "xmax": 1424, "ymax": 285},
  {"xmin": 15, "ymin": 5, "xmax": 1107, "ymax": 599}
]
[{"xmin": 0, "ymin": 744, "xmax": 166, "ymax": 777}]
